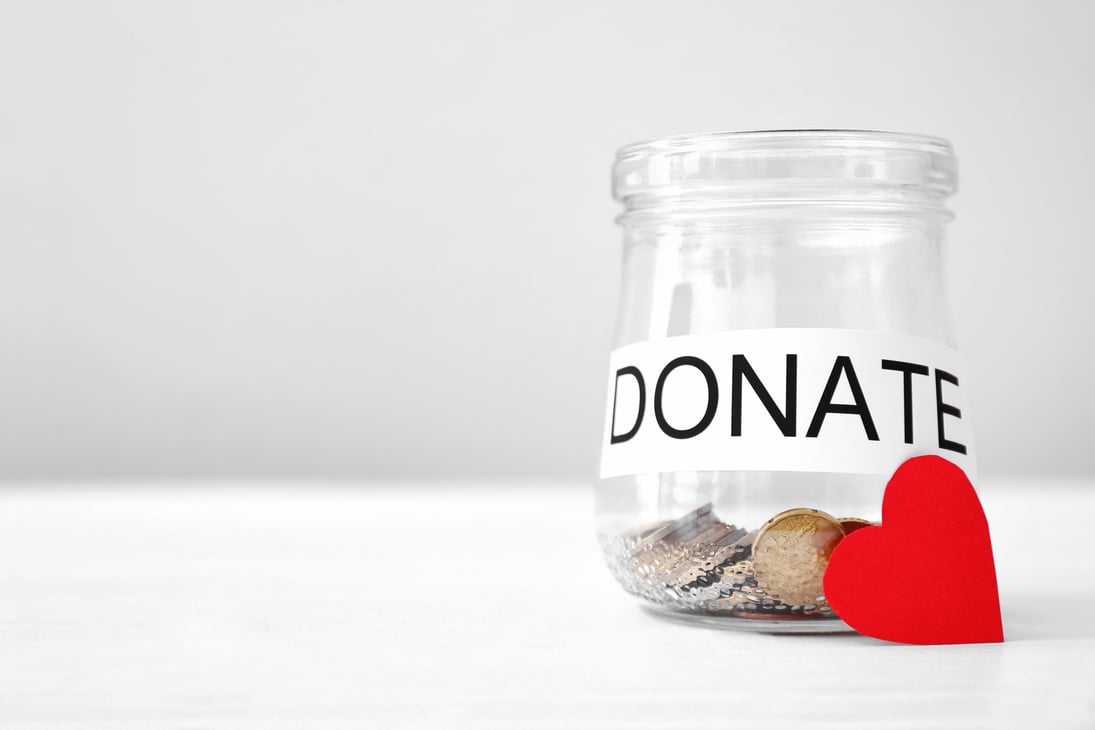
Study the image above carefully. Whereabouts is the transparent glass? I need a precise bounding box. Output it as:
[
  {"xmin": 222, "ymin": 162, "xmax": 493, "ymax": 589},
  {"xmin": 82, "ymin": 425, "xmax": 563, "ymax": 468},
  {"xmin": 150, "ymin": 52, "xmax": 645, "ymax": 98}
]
[{"xmin": 596, "ymin": 130, "xmax": 960, "ymax": 632}]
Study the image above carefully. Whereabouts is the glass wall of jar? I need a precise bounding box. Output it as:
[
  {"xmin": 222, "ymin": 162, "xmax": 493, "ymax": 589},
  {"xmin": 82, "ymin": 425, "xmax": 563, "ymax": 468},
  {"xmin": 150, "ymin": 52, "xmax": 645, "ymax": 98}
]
[{"xmin": 596, "ymin": 130, "xmax": 967, "ymax": 632}]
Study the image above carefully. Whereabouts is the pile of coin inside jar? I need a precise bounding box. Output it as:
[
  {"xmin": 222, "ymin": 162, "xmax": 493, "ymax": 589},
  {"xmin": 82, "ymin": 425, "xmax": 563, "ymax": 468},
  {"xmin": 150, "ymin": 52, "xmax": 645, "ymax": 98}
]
[{"xmin": 602, "ymin": 504, "xmax": 874, "ymax": 620}]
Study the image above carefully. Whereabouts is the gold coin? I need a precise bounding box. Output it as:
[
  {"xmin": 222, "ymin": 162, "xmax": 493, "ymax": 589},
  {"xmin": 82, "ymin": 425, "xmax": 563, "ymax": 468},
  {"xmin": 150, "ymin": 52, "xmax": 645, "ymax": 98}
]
[
  {"xmin": 838, "ymin": 517, "xmax": 875, "ymax": 535},
  {"xmin": 752, "ymin": 508, "xmax": 845, "ymax": 606}
]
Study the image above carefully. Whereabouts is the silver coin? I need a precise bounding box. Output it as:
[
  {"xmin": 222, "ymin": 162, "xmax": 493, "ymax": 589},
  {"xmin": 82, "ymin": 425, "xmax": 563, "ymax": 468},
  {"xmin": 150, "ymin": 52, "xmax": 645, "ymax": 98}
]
[{"xmin": 641, "ymin": 503, "xmax": 714, "ymax": 545}]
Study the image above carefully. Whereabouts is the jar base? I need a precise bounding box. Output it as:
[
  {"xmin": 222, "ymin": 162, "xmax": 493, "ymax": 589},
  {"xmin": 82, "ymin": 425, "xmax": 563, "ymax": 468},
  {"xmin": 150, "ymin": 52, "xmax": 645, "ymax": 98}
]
[{"xmin": 640, "ymin": 604, "xmax": 855, "ymax": 634}]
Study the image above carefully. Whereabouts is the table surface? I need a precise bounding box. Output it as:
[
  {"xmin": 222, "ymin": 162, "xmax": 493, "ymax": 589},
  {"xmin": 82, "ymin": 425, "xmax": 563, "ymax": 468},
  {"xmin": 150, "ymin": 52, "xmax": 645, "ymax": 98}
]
[{"xmin": 1, "ymin": 478, "xmax": 1093, "ymax": 729}]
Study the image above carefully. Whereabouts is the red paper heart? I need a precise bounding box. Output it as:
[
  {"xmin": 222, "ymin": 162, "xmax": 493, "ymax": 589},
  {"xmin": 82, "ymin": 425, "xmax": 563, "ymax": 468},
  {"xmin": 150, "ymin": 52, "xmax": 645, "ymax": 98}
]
[{"xmin": 823, "ymin": 455, "xmax": 1004, "ymax": 644}]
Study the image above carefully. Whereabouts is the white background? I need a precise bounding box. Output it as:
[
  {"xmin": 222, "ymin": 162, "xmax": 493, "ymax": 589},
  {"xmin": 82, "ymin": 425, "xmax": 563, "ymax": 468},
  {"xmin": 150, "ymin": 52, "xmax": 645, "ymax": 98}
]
[{"xmin": 1, "ymin": 0, "xmax": 1093, "ymax": 480}]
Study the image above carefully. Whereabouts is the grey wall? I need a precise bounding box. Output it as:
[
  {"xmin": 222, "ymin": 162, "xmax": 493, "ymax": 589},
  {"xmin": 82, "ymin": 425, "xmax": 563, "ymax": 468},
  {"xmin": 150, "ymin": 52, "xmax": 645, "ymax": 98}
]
[{"xmin": 1, "ymin": 0, "xmax": 1092, "ymax": 480}]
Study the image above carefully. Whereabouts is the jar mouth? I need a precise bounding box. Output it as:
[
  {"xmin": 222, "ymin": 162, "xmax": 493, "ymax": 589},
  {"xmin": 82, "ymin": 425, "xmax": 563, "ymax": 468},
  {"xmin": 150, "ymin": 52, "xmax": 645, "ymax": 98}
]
[{"xmin": 614, "ymin": 129, "xmax": 957, "ymax": 217}]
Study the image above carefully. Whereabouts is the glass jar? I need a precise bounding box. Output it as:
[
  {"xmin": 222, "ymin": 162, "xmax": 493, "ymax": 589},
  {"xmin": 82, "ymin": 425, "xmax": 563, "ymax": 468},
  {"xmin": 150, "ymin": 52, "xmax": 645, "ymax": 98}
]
[{"xmin": 596, "ymin": 130, "xmax": 975, "ymax": 632}]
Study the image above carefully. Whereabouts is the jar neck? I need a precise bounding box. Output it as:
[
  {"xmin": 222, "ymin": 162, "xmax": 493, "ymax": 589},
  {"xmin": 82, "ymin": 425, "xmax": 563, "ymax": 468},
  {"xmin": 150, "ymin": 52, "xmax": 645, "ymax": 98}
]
[
  {"xmin": 612, "ymin": 130, "xmax": 958, "ymax": 225},
  {"xmin": 617, "ymin": 183, "xmax": 953, "ymax": 230}
]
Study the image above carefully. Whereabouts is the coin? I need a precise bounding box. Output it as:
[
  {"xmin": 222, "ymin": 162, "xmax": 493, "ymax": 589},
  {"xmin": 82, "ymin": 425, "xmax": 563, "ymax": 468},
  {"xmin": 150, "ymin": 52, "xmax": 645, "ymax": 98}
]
[
  {"xmin": 838, "ymin": 517, "xmax": 875, "ymax": 534},
  {"xmin": 731, "ymin": 607, "xmax": 809, "ymax": 619},
  {"xmin": 714, "ymin": 526, "xmax": 750, "ymax": 548},
  {"xmin": 670, "ymin": 526, "xmax": 750, "ymax": 589},
  {"xmin": 752, "ymin": 508, "xmax": 845, "ymax": 606},
  {"xmin": 642, "ymin": 503, "xmax": 715, "ymax": 545},
  {"xmin": 622, "ymin": 519, "xmax": 672, "ymax": 542},
  {"xmin": 612, "ymin": 503, "xmax": 848, "ymax": 618},
  {"xmin": 668, "ymin": 526, "xmax": 752, "ymax": 591},
  {"xmin": 688, "ymin": 521, "xmax": 736, "ymax": 549},
  {"xmin": 719, "ymin": 558, "xmax": 754, "ymax": 580}
]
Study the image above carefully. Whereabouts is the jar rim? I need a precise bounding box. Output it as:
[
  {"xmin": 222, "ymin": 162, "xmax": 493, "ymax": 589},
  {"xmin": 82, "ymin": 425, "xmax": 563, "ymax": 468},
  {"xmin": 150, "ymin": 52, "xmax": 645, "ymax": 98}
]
[{"xmin": 613, "ymin": 129, "xmax": 957, "ymax": 211}]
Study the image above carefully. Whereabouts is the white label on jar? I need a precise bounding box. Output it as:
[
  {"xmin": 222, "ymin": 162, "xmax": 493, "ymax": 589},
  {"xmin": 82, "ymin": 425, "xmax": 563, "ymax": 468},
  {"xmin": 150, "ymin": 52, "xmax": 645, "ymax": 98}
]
[{"xmin": 600, "ymin": 329, "xmax": 976, "ymax": 479}]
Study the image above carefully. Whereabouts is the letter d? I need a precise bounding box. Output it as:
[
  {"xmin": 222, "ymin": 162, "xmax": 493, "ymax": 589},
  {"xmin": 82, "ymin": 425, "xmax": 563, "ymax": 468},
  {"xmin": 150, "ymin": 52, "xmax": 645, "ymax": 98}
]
[{"xmin": 611, "ymin": 366, "xmax": 645, "ymax": 444}]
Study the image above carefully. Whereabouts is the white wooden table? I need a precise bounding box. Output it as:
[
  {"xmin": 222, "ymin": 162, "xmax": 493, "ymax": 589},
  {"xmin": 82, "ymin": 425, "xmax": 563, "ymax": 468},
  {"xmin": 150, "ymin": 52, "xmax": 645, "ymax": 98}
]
[{"xmin": 1, "ymin": 479, "xmax": 1092, "ymax": 728}]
